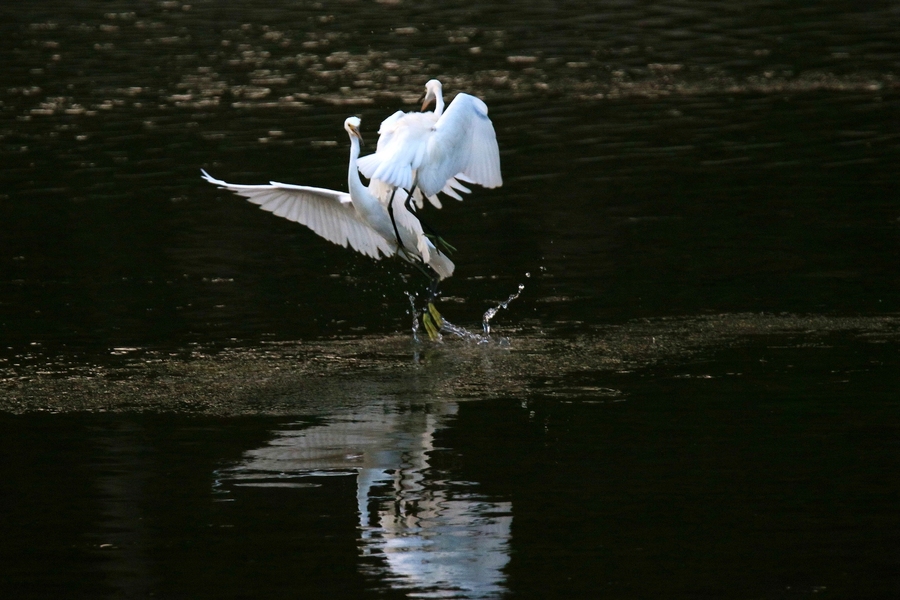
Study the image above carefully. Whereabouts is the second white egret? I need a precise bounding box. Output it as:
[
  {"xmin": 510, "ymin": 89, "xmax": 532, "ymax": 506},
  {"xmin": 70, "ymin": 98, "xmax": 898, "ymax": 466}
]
[{"xmin": 358, "ymin": 79, "xmax": 502, "ymax": 204}]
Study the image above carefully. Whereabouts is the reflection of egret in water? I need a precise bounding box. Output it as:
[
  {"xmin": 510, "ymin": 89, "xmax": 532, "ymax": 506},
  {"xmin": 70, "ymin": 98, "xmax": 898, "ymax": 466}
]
[{"xmin": 215, "ymin": 401, "xmax": 511, "ymax": 599}]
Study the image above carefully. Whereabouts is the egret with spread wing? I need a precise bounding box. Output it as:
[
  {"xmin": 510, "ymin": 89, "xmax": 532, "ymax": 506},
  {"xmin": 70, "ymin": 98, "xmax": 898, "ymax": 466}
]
[
  {"xmin": 359, "ymin": 79, "xmax": 502, "ymax": 204},
  {"xmin": 201, "ymin": 117, "xmax": 454, "ymax": 282},
  {"xmin": 359, "ymin": 79, "xmax": 501, "ymax": 255}
]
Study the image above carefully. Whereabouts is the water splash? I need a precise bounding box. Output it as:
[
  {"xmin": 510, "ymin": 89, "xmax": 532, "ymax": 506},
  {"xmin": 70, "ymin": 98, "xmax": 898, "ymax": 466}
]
[
  {"xmin": 407, "ymin": 292, "xmax": 422, "ymax": 344},
  {"xmin": 482, "ymin": 284, "xmax": 525, "ymax": 336},
  {"xmin": 426, "ymin": 281, "xmax": 524, "ymax": 345},
  {"xmin": 438, "ymin": 319, "xmax": 484, "ymax": 343},
  {"xmin": 406, "ymin": 280, "xmax": 525, "ymax": 345}
]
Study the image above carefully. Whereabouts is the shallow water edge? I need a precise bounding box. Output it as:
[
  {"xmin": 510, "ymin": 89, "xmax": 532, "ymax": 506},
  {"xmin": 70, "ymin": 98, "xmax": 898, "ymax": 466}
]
[{"xmin": 3, "ymin": 312, "xmax": 897, "ymax": 415}]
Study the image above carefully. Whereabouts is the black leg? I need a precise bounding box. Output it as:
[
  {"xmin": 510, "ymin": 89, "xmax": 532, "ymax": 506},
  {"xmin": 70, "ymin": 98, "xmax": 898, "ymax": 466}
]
[
  {"xmin": 405, "ymin": 187, "xmax": 456, "ymax": 256},
  {"xmin": 422, "ymin": 275, "xmax": 444, "ymax": 340},
  {"xmin": 387, "ymin": 187, "xmax": 408, "ymax": 252},
  {"xmin": 427, "ymin": 271, "xmax": 441, "ymax": 301}
]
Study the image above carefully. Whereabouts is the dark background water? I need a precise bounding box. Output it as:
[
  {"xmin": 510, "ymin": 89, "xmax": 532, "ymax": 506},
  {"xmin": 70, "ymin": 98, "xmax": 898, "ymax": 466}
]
[{"xmin": 2, "ymin": 1, "xmax": 899, "ymax": 598}]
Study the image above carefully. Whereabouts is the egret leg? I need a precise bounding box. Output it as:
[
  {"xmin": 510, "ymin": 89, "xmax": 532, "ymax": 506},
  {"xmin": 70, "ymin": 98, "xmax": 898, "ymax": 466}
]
[
  {"xmin": 419, "ymin": 269, "xmax": 444, "ymax": 340},
  {"xmin": 405, "ymin": 262, "xmax": 443, "ymax": 341},
  {"xmin": 421, "ymin": 301, "xmax": 443, "ymax": 341},
  {"xmin": 408, "ymin": 254, "xmax": 435, "ymax": 280},
  {"xmin": 427, "ymin": 270, "xmax": 441, "ymax": 301},
  {"xmin": 404, "ymin": 188, "xmax": 457, "ymax": 256},
  {"xmin": 386, "ymin": 187, "xmax": 409, "ymax": 252}
]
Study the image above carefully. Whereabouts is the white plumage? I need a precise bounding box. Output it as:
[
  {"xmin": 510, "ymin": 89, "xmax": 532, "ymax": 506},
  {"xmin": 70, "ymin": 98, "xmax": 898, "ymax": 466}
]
[
  {"xmin": 201, "ymin": 117, "xmax": 454, "ymax": 280},
  {"xmin": 357, "ymin": 79, "xmax": 502, "ymax": 210}
]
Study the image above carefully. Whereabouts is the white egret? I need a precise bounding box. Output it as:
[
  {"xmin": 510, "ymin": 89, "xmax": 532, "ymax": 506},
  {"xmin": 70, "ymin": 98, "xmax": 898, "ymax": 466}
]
[
  {"xmin": 358, "ymin": 79, "xmax": 502, "ymax": 211},
  {"xmin": 200, "ymin": 117, "xmax": 454, "ymax": 282}
]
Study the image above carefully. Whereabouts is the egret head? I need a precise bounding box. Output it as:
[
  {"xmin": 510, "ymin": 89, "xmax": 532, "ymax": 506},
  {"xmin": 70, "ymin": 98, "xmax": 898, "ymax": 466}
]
[
  {"xmin": 344, "ymin": 116, "xmax": 363, "ymax": 144},
  {"xmin": 420, "ymin": 79, "xmax": 443, "ymax": 111}
]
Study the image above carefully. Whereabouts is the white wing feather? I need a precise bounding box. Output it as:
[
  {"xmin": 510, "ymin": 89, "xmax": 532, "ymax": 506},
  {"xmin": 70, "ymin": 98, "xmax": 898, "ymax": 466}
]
[
  {"xmin": 417, "ymin": 93, "xmax": 502, "ymax": 198},
  {"xmin": 361, "ymin": 112, "xmax": 436, "ymax": 191},
  {"xmin": 201, "ymin": 169, "xmax": 394, "ymax": 260},
  {"xmin": 357, "ymin": 110, "xmax": 403, "ymax": 181},
  {"xmin": 358, "ymin": 93, "xmax": 501, "ymax": 205}
]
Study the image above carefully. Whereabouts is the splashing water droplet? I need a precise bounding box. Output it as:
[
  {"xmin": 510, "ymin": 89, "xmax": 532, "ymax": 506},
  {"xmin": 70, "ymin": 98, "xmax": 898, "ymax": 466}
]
[
  {"xmin": 438, "ymin": 319, "xmax": 484, "ymax": 343},
  {"xmin": 405, "ymin": 282, "xmax": 524, "ymax": 345},
  {"xmin": 483, "ymin": 283, "xmax": 525, "ymax": 336},
  {"xmin": 407, "ymin": 292, "xmax": 420, "ymax": 343}
]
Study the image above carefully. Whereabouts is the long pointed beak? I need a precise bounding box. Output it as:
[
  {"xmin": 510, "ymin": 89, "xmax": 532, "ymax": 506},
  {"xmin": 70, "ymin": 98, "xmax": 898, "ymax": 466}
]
[{"xmin": 350, "ymin": 126, "xmax": 365, "ymax": 147}]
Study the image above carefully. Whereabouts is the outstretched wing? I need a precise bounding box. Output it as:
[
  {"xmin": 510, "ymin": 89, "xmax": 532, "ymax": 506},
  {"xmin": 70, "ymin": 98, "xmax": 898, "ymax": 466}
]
[
  {"xmin": 417, "ymin": 93, "xmax": 502, "ymax": 198},
  {"xmin": 357, "ymin": 111, "xmax": 436, "ymax": 191},
  {"xmin": 374, "ymin": 110, "xmax": 405, "ymax": 150},
  {"xmin": 357, "ymin": 110, "xmax": 403, "ymax": 181},
  {"xmin": 201, "ymin": 169, "xmax": 394, "ymax": 260}
]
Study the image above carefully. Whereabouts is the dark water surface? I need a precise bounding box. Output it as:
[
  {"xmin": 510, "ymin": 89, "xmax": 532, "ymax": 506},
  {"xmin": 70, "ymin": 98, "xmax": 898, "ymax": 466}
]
[{"xmin": 2, "ymin": 1, "xmax": 900, "ymax": 598}]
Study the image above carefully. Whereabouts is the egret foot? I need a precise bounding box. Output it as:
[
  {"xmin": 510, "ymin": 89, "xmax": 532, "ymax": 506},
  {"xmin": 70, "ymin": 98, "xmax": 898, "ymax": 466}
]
[
  {"xmin": 427, "ymin": 302, "xmax": 443, "ymax": 329},
  {"xmin": 424, "ymin": 233, "xmax": 457, "ymax": 255},
  {"xmin": 422, "ymin": 302, "xmax": 444, "ymax": 341},
  {"xmin": 403, "ymin": 190, "xmax": 455, "ymax": 256},
  {"xmin": 422, "ymin": 312, "xmax": 440, "ymax": 340}
]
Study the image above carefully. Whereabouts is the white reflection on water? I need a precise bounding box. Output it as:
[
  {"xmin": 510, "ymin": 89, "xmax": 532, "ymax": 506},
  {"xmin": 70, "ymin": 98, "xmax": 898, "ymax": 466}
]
[{"xmin": 216, "ymin": 401, "xmax": 511, "ymax": 599}]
